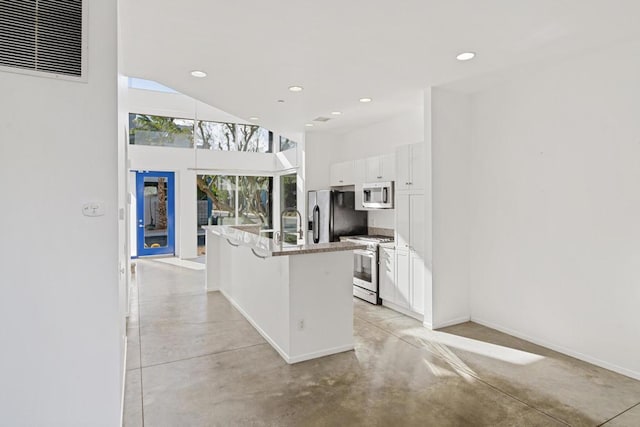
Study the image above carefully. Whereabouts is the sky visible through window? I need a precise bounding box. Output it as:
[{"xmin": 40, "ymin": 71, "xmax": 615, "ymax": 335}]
[{"xmin": 128, "ymin": 77, "xmax": 178, "ymax": 94}]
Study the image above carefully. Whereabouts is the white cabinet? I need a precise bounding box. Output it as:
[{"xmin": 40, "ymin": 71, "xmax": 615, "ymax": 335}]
[
  {"xmin": 393, "ymin": 193, "xmax": 425, "ymax": 315},
  {"xmin": 396, "ymin": 143, "xmax": 425, "ymax": 192},
  {"xmin": 330, "ymin": 161, "xmax": 355, "ymax": 186},
  {"xmin": 410, "ymin": 251, "xmax": 425, "ymax": 314},
  {"xmin": 395, "ymin": 250, "xmax": 411, "ymax": 309},
  {"xmin": 379, "ymin": 243, "xmax": 411, "ymax": 311},
  {"xmin": 379, "ymin": 246, "xmax": 396, "ymax": 302},
  {"xmin": 329, "ymin": 153, "xmax": 394, "ymax": 190},
  {"xmin": 353, "ymin": 160, "xmax": 366, "ymax": 210},
  {"xmin": 365, "ymin": 154, "xmax": 395, "ymax": 183}
]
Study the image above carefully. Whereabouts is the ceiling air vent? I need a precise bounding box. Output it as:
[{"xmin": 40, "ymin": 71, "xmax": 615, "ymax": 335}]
[
  {"xmin": 0, "ymin": 0, "xmax": 85, "ymax": 79},
  {"xmin": 313, "ymin": 116, "xmax": 331, "ymax": 122}
]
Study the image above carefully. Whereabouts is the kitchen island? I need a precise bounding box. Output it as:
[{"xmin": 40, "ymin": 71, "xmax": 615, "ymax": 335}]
[{"xmin": 204, "ymin": 225, "xmax": 366, "ymax": 364}]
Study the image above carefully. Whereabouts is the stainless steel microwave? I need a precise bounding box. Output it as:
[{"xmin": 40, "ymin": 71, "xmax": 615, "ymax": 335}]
[{"xmin": 362, "ymin": 181, "xmax": 394, "ymax": 209}]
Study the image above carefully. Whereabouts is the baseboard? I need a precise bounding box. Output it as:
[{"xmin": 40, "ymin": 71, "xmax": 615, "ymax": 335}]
[
  {"xmin": 287, "ymin": 344, "xmax": 355, "ymax": 364},
  {"xmin": 472, "ymin": 316, "xmax": 640, "ymax": 381},
  {"xmin": 120, "ymin": 335, "xmax": 128, "ymax": 427},
  {"xmin": 382, "ymin": 300, "xmax": 424, "ymax": 321},
  {"xmin": 433, "ymin": 315, "xmax": 471, "ymax": 330}
]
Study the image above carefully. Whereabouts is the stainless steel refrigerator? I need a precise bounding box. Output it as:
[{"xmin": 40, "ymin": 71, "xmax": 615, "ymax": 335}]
[{"xmin": 307, "ymin": 190, "xmax": 368, "ymax": 243}]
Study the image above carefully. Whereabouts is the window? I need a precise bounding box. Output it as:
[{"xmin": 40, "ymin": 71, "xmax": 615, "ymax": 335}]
[
  {"xmin": 196, "ymin": 121, "xmax": 272, "ymax": 152},
  {"xmin": 279, "ymin": 136, "xmax": 297, "ymax": 151},
  {"xmin": 197, "ymin": 175, "xmax": 236, "ymax": 225},
  {"xmin": 128, "ymin": 77, "xmax": 177, "ymax": 94},
  {"xmin": 237, "ymin": 176, "xmax": 273, "ymax": 226},
  {"xmin": 197, "ymin": 174, "xmax": 273, "ymax": 252},
  {"xmin": 280, "ymin": 173, "xmax": 298, "ymax": 243},
  {"xmin": 129, "ymin": 113, "xmax": 194, "ymax": 147}
]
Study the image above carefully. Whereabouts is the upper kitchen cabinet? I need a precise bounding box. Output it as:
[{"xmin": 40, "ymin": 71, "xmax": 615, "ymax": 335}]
[
  {"xmin": 395, "ymin": 143, "xmax": 425, "ymax": 192},
  {"xmin": 330, "ymin": 160, "xmax": 355, "ymax": 186},
  {"xmin": 364, "ymin": 154, "xmax": 395, "ymax": 183}
]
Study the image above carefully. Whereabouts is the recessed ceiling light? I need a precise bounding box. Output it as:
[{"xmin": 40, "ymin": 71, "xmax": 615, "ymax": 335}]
[
  {"xmin": 359, "ymin": 98, "xmax": 372, "ymax": 103},
  {"xmin": 289, "ymin": 86, "xmax": 304, "ymax": 92},
  {"xmin": 331, "ymin": 111, "xmax": 342, "ymax": 115},
  {"xmin": 456, "ymin": 52, "xmax": 476, "ymax": 61},
  {"xmin": 249, "ymin": 117, "xmax": 259, "ymax": 121},
  {"xmin": 190, "ymin": 70, "xmax": 207, "ymax": 78},
  {"xmin": 305, "ymin": 123, "xmax": 314, "ymax": 127}
]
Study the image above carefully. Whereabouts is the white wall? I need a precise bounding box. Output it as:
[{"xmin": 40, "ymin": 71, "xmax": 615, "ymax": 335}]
[
  {"xmin": 0, "ymin": 0, "xmax": 122, "ymax": 424},
  {"xmin": 330, "ymin": 108, "xmax": 424, "ymax": 163},
  {"xmin": 305, "ymin": 132, "xmax": 335, "ymax": 192},
  {"xmin": 431, "ymin": 88, "xmax": 472, "ymax": 328},
  {"xmin": 465, "ymin": 40, "xmax": 640, "ymax": 379}
]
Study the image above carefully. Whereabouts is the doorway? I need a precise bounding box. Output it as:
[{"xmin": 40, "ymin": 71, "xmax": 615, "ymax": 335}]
[{"xmin": 135, "ymin": 171, "xmax": 175, "ymax": 257}]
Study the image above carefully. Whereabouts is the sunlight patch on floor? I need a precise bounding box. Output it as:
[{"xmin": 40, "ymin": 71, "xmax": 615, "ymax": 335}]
[
  {"xmin": 152, "ymin": 257, "xmax": 206, "ymax": 270},
  {"xmin": 401, "ymin": 326, "xmax": 545, "ymax": 366}
]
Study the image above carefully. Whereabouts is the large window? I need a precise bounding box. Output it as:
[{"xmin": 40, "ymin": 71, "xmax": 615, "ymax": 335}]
[
  {"xmin": 128, "ymin": 78, "xmax": 178, "ymax": 94},
  {"xmin": 129, "ymin": 113, "xmax": 194, "ymax": 147},
  {"xmin": 279, "ymin": 136, "xmax": 297, "ymax": 151},
  {"xmin": 237, "ymin": 176, "xmax": 272, "ymax": 225},
  {"xmin": 280, "ymin": 173, "xmax": 298, "ymax": 244},
  {"xmin": 129, "ymin": 113, "xmax": 273, "ymax": 153},
  {"xmin": 195, "ymin": 121, "xmax": 272, "ymax": 152},
  {"xmin": 197, "ymin": 174, "xmax": 273, "ymax": 252}
]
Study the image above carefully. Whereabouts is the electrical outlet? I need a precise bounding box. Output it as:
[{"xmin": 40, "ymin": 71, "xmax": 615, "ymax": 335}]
[
  {"xmin": 82, "ymin": 201, "xmax": 105, "ymax": 217},
  {"xmin": 298, "ymin": 319, "xmax": 304, "ymax": 330}
]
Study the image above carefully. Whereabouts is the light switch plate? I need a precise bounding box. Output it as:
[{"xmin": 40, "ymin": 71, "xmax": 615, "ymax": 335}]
[{"xmin": 82, "ymin": 201, "xmax": 105, "ymax": 217}]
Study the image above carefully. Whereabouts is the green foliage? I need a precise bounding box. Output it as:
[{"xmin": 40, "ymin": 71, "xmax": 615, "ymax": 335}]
[{"xmin": 129, "ymin": 113, "xmax": 194, "ymax": 146}]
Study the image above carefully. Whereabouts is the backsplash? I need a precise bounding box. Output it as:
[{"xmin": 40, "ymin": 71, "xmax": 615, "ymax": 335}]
[
  {"xmin": 368, "ymin": 227, "xmax": 394, "ymax": 237},
  {"xmin": 368, "ymin": 209, "xmax": 394, "ymax": 230}
]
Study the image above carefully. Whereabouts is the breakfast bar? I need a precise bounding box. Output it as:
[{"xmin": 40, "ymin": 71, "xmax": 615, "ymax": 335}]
[{"xmin": 204, "ymin": 225, "xmax": 366, "ymax": 364}]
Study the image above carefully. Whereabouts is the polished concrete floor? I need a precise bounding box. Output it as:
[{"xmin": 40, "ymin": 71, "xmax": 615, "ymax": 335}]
[{"xmin": 124, "ymin": 258, "xmax": 640, "ymax": 426}]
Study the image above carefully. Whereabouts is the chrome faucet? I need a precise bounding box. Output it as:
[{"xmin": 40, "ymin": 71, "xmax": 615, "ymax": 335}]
[{"xmin": 274, "ymin": 208, "xmax": 304, "ymax": 245}]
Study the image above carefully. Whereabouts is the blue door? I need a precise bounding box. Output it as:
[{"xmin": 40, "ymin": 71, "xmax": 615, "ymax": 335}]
[{"xmin": 136, "ymin": 171, "xmax": 175, "ymax": 256}]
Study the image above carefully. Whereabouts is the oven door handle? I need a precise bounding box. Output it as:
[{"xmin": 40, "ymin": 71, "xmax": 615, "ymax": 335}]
[
  {"xmin": 354, "ymin": 249, "xmax": 375, "ymax": 258},
  {"xmin": 312, "ymin": 205, "xmax": 320, "ymax": 243}
]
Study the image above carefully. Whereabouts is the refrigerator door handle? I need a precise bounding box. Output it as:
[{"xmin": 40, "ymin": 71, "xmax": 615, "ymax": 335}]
[{"xmin": 313, "ymin": 205, "xmax": 320, "ymax": 243}]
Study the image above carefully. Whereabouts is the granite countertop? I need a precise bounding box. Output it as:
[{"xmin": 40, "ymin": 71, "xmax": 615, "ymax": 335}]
[{"xmin": 203, "ymin": 225, "xmax": 367, "ymax": 257}]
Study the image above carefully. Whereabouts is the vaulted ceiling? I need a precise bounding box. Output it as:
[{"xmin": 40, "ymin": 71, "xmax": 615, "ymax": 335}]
[{"xmin": 120, "ymin": 0, "xmax": 640, "ymax": 135}]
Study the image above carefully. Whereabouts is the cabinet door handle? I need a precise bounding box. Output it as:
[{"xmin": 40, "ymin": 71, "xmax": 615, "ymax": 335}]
[
  {"xmin": 377, "ymin": 175, "xmax": 382, "ymax": 179},
  {"xmin": 405, "ymin": 182, "xmax": 409, "ymax": 185},
  {"xmin": 251, "ymin": 249, "xmax": 267, "ymax": 259}
]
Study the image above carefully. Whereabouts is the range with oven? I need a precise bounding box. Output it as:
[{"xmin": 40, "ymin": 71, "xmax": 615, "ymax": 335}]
[{"xmin": 343, "ymin": 235, "xmax": 394, "ymax": 304}]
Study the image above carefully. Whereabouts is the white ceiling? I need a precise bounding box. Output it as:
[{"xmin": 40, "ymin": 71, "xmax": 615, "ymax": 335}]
[{"xmin": 120, "ymin": 0, "xmax": 640, "ymax": 135}]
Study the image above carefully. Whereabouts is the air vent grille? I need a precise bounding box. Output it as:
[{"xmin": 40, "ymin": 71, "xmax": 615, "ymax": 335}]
[{"xmin": 0, "ymin": 0, "xmax": 84, "ymax": 77}]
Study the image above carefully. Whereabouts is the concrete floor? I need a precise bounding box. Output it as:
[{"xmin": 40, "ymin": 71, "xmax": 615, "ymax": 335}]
[{"xmin": 124, "ymin": 258, "xmax": 640, "ymax": 426}]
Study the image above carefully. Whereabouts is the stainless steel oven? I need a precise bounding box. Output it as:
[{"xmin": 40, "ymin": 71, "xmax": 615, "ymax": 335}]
[
  {"xmin": 346, "ymin": 235, "xmax": 394, "ymax": 305},
  {"xmin": 353, "ymin": 248, "xmax": 377, "ymax": 293}
]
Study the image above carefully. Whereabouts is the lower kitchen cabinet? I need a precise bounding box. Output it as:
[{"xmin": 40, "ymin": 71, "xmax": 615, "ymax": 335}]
[
  {"xmin": 394, "ymin": 249, "xmax": 424, "ymax": 315},
  {"xmin": 410, "ymin": 251, "xmax": 424, "ymax": 314},
  {"xmin": 380, "ymin": 246, "xmax": 424, "ymax": 318},
  {"xmin": 395, "ymin": 250, "xmax": 411, "ymax": 309}
]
